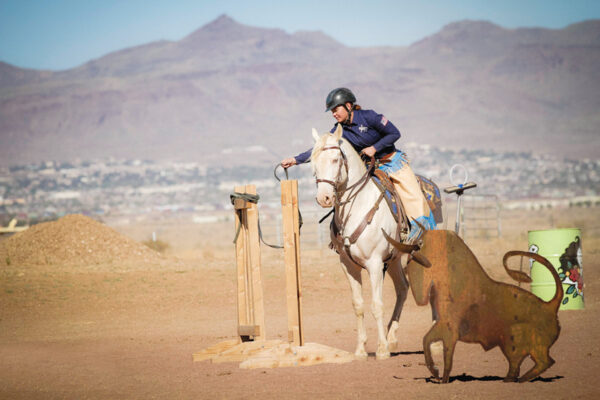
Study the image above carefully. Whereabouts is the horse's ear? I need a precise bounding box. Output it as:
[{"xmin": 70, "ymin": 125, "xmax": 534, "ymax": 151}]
[
  {"xmin": 333, "ymin": 123, "xmax": 343, "ymax": 141},
  {"xmin": 312, "ymin": 128, "xmax": 320, "ymax": 142}
]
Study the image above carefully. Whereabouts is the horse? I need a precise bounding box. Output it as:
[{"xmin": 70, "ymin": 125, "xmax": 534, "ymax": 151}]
[{"xmin": 310, "ymin": 124, "xmax": 411, "ymax": 360}]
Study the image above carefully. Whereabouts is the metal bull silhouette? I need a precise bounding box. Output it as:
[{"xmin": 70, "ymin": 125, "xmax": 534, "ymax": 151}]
[{"xmin": 384, "ymin": 229, "xmax": 562, "ymax": 383}]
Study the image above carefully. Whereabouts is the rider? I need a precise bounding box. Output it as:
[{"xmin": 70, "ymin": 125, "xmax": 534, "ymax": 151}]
[{"xmin": 280, "ymin": 87, "xmax": 436, "ymax": 241}]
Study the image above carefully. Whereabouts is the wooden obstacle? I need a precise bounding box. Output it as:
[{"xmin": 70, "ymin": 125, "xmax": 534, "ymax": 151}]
[
  {"xmin": 193, "ymin": 180, "xmax": 355, "ymax": 368},
  {"xmin": 0, "ymin": 218, "xmax": 28, "ymax": 234}
]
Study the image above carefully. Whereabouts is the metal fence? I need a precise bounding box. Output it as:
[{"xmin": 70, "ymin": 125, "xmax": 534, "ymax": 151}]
[{"xmin": 461, "ymin": 194, "xmax": 502, "ymax": 239}]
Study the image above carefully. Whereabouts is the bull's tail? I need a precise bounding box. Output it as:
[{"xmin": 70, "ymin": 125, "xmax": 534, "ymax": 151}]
[{"xmin": 503, "ymin": 251, "xmax": 564, "ymax": 311}]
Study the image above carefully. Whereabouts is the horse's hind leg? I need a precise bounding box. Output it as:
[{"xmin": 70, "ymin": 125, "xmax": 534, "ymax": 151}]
[
  {"xmin": 340, "ymin": 261, "xmax": 368, "ymax": 359},
  {"xmin": 366, "ymin": 259, "xmax": 390, "ymax": 360},
  {"xmin": 385, "ymin": 256, "xmax": 409, "ymax": 352}
]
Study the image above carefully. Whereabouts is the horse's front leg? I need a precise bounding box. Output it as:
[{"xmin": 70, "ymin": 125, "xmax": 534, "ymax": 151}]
[
  {"xmin": 340, "ymin": 260, "xmax": 368, "ymax": 360},
  {"xmin": 366, "ymin": 259, "xmax": 390, "ymax": 360}
]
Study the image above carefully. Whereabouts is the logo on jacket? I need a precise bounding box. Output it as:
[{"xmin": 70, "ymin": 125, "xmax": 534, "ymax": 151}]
[{"xmin": 359, "ymin": 125, "xmax": 368, "ymax": 133}]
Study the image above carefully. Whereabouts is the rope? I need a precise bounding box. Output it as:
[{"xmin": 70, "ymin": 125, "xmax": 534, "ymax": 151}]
[
  {"xmin": 319, "ymin": 209, "xmax": 334, "ymax": 224},
  {"xmin": 230, "ymin": 190, "xmax": 284, "ymax": 249},
  {"xmin": 273, "ymin": 164, "xmax": 289, "ymax": 182},
  {"xmin": 230, "ymin": 191, "xmax": 260, "ymax": 204},
  {"xmin": 231, "ymin": 192, "xmax": 259, "ymax": 245},
  {"xmin": 273, "ymin": 163, "xmax": 303, "ymax": 231},
  {"xmin": 231, "ymin": 162, "xmax": 305, "ymax": 249}
]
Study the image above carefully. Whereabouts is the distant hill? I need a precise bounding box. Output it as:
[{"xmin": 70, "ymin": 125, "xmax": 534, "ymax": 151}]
[{"xmin": 1, "ymin": 15, "xmax": 599, "ymax": 166}]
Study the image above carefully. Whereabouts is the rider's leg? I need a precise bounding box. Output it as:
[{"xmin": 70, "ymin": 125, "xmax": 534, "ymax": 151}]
[{"xmin": 379, "ymin": 152, "xmax": 436, "ymax": 241}]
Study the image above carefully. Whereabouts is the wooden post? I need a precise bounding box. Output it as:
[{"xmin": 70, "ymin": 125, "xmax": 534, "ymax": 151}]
[
  {"xmin": 281, "ymin": 180, "xmax": 304, "ymax": 346},
  {"xmin": 233, "ymin": 185, "xmax": 266, "ymax": 341}
]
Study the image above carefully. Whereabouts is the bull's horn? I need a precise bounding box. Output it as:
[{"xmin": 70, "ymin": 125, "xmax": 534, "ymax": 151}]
[
  {"xmin": 411, "ymin": 251, "xmax": 432, "ymax": 268},
  {"xmin": 382, "ymin": 229, "xmax": 431, "ymax": 268},
  {"xmin": 381, "ymin": 229, "xmax": 419, "ymax": 253}
]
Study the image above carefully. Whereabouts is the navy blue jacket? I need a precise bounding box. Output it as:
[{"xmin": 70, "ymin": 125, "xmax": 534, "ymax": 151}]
[{"xmin": 294, "ymin": 109, "xmax": 400, "ymax": 164}]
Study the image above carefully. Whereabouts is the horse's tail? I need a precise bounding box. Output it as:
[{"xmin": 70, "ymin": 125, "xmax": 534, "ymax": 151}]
[{"xmin": 502, "ymin": 251, "xmax": 564, "ymax": 311}]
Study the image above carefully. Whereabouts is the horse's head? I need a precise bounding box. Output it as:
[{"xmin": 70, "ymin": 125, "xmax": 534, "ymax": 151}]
[{"xmin": 311, "ymin": 125, "xmax": 348, "ymax": 208}]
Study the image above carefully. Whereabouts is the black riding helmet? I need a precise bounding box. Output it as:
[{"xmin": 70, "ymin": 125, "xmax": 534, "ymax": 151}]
[{"xmin": 325, "ymin": 87, "xmax": 356, "ymax": 112}]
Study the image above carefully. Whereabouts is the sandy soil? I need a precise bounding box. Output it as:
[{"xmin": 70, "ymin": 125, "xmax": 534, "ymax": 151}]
[{"xmin": 1, "ymin": 207, "xmax": 599, "ymax": 399}]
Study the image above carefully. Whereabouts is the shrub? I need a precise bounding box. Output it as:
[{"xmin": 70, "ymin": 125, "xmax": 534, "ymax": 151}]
[{"xmin": 142, "ymin": 239, "xmax": 170, "ymax": 253}]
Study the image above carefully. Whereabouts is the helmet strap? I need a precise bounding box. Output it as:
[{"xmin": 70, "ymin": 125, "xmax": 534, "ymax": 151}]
[{"xmin": 343, "ymin": 104, "xmax": 353, "ymax": 125}]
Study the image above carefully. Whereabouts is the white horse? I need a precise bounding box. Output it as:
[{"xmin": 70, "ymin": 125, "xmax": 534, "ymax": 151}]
[{"xmin": 310, "ymin": 124, "xmax": 410, "ymax": 360}]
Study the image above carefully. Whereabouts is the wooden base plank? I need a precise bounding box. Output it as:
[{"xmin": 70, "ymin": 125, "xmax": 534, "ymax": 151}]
[
  {"xmin": 239, "ymin": 342, "xmax": 355, "ymax": 369},
  {"xmin": 192, "ymin": 339, "xmax": 240, "ymax": 362},
  {"xmin": 193, "ymin": 340, "xmax": 283, "ymax": 363},
  {"xmin": 212, "ymin": 340, "xmax": 283, "ymax": 363}
]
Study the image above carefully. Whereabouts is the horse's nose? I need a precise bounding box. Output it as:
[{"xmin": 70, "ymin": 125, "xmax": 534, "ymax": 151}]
[{"xmin": 316, "ymin": 195, "xmax": 332, "ymax": 208}]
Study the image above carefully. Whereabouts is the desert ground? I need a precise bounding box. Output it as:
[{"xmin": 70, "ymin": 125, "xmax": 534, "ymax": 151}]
[{"xmin": 1, "ymin": 204, "xmax": 599, "ymax": 399}]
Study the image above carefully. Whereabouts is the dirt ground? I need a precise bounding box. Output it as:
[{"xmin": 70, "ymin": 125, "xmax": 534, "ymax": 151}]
[{"xmin": 1, "ymin": 206, "xmax": 599, "ymax": 399}]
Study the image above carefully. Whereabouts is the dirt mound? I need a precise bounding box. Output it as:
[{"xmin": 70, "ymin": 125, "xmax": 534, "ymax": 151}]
[{"xmin": 0, "ymin": 214, "xmax": 165, "ymax": 267}]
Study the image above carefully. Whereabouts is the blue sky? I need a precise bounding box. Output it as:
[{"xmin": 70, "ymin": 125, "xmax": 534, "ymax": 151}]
[{"xmin": 1, "ymin": 0, "xmax": 599, "ymax": 71}]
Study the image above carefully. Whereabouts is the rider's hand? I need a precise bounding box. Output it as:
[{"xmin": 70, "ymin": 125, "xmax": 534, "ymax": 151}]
[
  {"xmin": 281, "ymin": 157, "xmax": 297, "ymax": 168},
  {"xmin": 360, "ymin": 146, "xmax": 376, "ymax": 158}
]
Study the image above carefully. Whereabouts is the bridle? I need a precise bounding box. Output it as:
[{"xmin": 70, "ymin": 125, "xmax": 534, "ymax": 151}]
[
  {"xmin": 314, "ymin": 142, "xmax": 376, "ymax": 206},
  {"xmin": 315, "ymin": 144, "xmax": 349, "ymax": 190}
]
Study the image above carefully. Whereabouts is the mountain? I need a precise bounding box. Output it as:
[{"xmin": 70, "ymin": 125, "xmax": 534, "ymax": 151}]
[{"xmin": 0, "ymin": 15, "xmax": 599, "ymax": 166}]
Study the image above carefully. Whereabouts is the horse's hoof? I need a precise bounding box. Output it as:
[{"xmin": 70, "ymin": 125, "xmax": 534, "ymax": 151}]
[
  {"xmin": 387, "ymin": 341, "xmax": 399, "ymax": 352},
  {"xmin": 376, "ymin": 351, "xmax": 391, "ymax": 361},
  {"xmin": 354, "ymin": 351, "xmax": 368, "ymax": 361}
]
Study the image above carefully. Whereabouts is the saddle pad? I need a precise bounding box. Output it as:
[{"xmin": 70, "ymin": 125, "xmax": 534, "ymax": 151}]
[{"xmin": 416, "ymin": 175, "xmax": 443, "ymax": 224}]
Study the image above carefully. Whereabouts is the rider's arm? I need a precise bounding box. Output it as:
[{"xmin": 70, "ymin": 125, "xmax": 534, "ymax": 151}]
[
  {"xmin": 364, "ymin": 110, "xmax": 401, "ymax": 152},
  {"xmin": 294, "ymin": 148, "xmax": 313, "ymax": 164}
]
